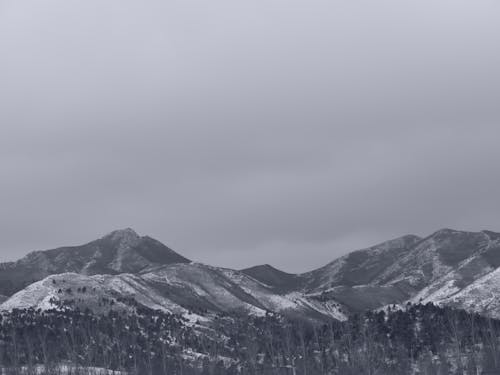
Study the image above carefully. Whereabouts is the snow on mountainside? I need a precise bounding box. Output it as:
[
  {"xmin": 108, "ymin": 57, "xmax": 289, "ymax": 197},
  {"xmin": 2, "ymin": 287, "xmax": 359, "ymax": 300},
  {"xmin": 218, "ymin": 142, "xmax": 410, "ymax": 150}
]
[
  {"xmin": 302, "ymin": 234, "xmax": 422, "ymax": 291},
  {"xmin": 298, "ymin": 235, "xmax": 422, "ymax": 311},
  {"xmin": 374, "ymin": 230, "xmax": 500, "ymax": 317},
  {"xmin": 439, "ymin": 267, "xmax": 500, "ymax": 318},
  {"xmin": 0, "ymin": 264, "xmax": 347, "ymax": 322},
  {"xmin": 300, "ymin": 229, "xmax": 500, "ymax": 315},
  {"xmin": 0, "ymin": 229, "xmax": 190, "ymax": 297},
  {"xmin": 402, "ymin": 230, "xmax": 500, "ymax": 315},
  {"xmin": 374, "ymin": 229, "xmax": 493, "ymax": 289},
  {"xmin": 3, "ymin": 227, "xmax": 500, "ymax": 321},
  {"xmin": 0, "ymin": 272, "xmax": 181, "ymax": 315}
]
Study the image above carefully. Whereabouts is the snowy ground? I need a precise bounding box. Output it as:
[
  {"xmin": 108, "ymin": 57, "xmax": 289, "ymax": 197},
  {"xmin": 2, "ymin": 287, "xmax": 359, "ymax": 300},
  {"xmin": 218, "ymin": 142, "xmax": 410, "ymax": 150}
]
[{"xmin": 0, "ymin": 365, "xmax": 126, "ymax": 375}]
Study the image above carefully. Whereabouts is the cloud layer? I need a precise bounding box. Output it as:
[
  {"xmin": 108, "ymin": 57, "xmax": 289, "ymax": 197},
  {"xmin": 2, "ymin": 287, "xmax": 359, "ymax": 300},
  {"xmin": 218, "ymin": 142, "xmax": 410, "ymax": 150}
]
[{"xmin": 1, "ymin": 0, "xmax": 500, "ymax": 272}]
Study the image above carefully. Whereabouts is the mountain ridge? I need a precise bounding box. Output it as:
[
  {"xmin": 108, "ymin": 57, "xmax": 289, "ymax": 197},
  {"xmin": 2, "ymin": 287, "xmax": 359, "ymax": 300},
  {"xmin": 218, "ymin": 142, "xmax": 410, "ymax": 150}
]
[
  {"xmin": 241, "ymin": 264, "xmax": 303, "ymax": 292},
  {"xmin": 0, "ymin": 228, "xmax": 190, "ymax": 296},
  {"xmin": 3, "ymin": 227, "xmax": 500, "ymax": 321}
]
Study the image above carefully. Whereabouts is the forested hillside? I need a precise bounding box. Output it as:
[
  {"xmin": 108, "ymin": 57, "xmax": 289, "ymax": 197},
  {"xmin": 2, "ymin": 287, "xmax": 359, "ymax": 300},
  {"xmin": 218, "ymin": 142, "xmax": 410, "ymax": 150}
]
[{"xmin": 1, "ymin": 303, "xmax": 500, "ymax": 374}]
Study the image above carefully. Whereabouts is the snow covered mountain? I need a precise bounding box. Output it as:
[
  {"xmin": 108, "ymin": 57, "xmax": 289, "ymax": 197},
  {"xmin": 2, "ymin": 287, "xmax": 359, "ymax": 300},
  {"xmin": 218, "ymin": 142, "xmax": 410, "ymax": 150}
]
[
  {"xmin": 299, "ymin": 229, "xmax": 500, "ymax": 316},
  {"xmin": 297, "ymin": 235, "xmax": 422, "ymax": 311},
  {"xmin": 303, "ymin": 234, "xmax": 423, "ymax": 291},
  {"xmin": 406, "ymin": 229, "xmax": 500, "ymax": 315},
  {"xmin": 0, "ymin": 228, "xmax": 190, "ymax": 296},
  {"xmin": 1, "ymin": 263, "xmax": 346, "ymax": 321},
  {"xmin": 3, "ymin": 227, "xmax": 500, "ymax": 321},
  {"xmin": 243, "ymin": 229, "xmax": 500, "ymax": 317}
]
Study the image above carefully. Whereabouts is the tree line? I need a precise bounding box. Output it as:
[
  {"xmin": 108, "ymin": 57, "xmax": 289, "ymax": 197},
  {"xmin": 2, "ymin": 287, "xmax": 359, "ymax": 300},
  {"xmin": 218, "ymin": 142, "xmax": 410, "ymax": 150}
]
[{"xmin": 1, "ymin": 302, "xmax": 500, "ymax": 374}]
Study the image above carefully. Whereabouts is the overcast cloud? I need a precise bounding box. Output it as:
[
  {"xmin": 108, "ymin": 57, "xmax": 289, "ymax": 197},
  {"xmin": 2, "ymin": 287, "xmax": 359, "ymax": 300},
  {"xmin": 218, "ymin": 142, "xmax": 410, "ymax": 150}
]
[{"xmin": 1, "ymin": 0, "xmax": 500, "ymax": 272}]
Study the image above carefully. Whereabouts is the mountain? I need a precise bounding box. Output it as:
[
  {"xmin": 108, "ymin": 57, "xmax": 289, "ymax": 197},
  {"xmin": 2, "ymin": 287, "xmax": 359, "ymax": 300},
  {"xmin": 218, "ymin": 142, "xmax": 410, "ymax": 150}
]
[
  {"xmin": 435, "ymin": 266, "xmax": 500, "ymax": 318},
  {"xmin": 1, "ymin": 264, "xmax": 346, "ymax": 321},
  {"xmin": 0, "ymin": 228, "xmax": 190, "ymax": 296},
  {"xmin": 406, "ymin": 229, "xmax": 500, "ymax": 315},
  {"xmin": 0, "ymin": 229, "xmax": 345, "ymax": 321},
  {"xmin": 298, "ymin": 235, "xmax": 423, "ymax": 311},
  {"xmin": 3, "ymin": 227, "xmax": 500, "ymax": 321},
  {"xmin": 241, "ymin": 264, "xmax": 303, "ymax": 292},
  {"xmin": 299, "ymin": 229, "xmax": 500, "ymax": 316}
]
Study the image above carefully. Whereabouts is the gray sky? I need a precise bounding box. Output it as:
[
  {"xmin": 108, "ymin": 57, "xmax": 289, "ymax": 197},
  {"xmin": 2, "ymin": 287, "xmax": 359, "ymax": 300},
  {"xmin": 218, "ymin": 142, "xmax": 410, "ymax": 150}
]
[{"xmin": 1, "ymin": 0, "xmax": 500, "ymax": 273}]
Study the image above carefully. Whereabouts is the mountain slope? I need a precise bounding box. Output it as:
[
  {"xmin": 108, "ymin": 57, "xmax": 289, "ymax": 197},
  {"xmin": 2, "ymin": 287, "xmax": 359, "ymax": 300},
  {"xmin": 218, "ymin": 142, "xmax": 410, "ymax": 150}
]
[
  {"xmin": 404, "ymin": 230, "xmax": 500, "ymax": 311},
  {"xmin": 373, "ymin": 229, "xmax": 494, "ymax": 290},
  {"xmin": 302, "ymin": 235, "xmax": 422, "ymax": 291},
  {"xmin": 0, "ymin": 229, "xmax": 190, "ymax": 296},
  {"xmin": 241, "ymin": 264, "xmax": 303, "ymax": 292},
  {"xmin": 302, "ymin": 229, "xmax": 500, "ymax": 315},
  {"xmin": 298, "ymin": 235, "xmax": 422, "ymax": 311},
  {"xmin": 4, "ymin": 227, "xmax": 500, "ymax": 321},
  {"xmin": 0, "ymin": 264, "xmax": 346, "ymax": 321},
  {"xmin": 437, "ymin": 267, "xmax": 500, "ymax": 318}
]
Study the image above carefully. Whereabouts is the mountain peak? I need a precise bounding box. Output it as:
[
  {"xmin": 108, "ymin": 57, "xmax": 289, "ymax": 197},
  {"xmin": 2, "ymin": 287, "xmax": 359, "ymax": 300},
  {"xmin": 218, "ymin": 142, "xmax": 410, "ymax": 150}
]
[
  {"xmin": 103, "ymin": 228, "xmax": 140, "ymax": 241},
  {"xmin": 101, "ymin": 228, "xmax": 143, "ymax": 250},
  {"xmin": 97, "ymin": 229, "xmax": 190, "ymax": 271},
  {"xmin": 429, "ymin": 228, "xmax": 479, "ymax": 238},
  {"xmin": 242, "ymin": 264, "xmax": 301, "ymax": 291},
  {"xmin": 0, "ymin": 228, "xmax": 190, "ymax": 296},
  {"xmin": 249, "ymin": 264, "xmax": 280, "ymax": 272},
  {"xmin": 433, "ymin": 228, "xmax": 459, "ymax": 235},
  {"xmin": 242, "ymin": 263, "xmax": 290, "ymax": 274},
  {"xmin": 373, "ymin": 234, "xmax": 422, "ymax": 250}
]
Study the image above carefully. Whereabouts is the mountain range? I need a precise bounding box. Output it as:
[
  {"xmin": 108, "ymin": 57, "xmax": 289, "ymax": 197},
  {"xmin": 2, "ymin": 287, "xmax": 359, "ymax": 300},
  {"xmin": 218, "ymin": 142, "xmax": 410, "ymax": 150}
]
[
  {"xmin": 2, "ymin": 227, "xmax": 500, "ymax": 320},
  {"xmin": 0, "ymin": 228, "xmax": 189, "ymax": 296}
]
